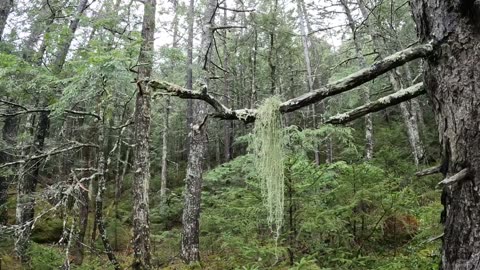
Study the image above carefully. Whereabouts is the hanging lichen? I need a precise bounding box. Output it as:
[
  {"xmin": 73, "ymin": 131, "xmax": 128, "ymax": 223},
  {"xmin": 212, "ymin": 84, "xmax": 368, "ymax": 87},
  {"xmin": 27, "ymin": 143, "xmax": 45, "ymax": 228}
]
[{"xmin": 251, "ymin": 96, "xmax": 285, "ymax": 239}]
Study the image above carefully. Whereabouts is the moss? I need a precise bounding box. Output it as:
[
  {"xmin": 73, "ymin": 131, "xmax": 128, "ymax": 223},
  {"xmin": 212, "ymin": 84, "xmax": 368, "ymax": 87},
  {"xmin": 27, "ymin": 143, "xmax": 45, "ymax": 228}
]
[{"xmin": 31, "ymin": 216, "xmax": 63, "ymax": 244}]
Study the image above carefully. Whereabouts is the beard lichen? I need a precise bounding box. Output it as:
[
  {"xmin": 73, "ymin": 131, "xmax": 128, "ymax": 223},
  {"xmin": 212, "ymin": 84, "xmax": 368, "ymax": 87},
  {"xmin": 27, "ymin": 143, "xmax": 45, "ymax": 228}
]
[{"xmin": 251, "ymin": 96, "xmax": 285, "ymax": 239}]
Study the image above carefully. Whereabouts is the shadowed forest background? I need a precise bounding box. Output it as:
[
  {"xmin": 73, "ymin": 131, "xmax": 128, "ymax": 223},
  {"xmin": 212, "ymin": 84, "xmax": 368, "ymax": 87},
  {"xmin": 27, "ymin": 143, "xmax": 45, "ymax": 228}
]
[{"xmin": 0, "ymin": 0, "xmax": 453, "ymax": 269}]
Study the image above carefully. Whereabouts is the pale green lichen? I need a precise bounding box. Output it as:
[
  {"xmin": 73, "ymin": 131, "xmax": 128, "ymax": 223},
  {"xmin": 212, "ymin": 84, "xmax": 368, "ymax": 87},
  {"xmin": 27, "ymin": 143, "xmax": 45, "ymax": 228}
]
[{"xmin": 251, "ymin": 96, "xmax": 285, "ymax": 239}]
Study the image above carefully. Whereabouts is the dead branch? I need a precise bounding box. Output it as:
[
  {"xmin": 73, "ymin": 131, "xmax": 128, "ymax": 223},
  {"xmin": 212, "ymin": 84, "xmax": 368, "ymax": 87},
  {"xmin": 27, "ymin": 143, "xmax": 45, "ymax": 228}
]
[
  {"xmin": 326, "ymin": 83, "xmax": 425, "ymax": 124},
  {"xmin": 415, "ymin": 165, "xmax": 441, "ymax": 177},
  {"xmin": 438, "ymin": 168, "xmax": 469, "ymax": 186},
  {"xmin": 0, "ymin": 142, "xmax": 99, "ymax": 168},
  {"xmin": 148, "ymin": 42, "xmax": 433, "ymax": 123}
]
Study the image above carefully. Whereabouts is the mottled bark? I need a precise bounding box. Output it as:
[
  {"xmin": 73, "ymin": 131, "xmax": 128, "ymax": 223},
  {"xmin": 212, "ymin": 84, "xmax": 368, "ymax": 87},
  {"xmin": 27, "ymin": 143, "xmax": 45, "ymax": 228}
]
[
  {"xmin": 185, "ymin": 0, "xmax": 194, "ymax": 155},
  {"xmin": 132, "ymin": 0, "xmax": 156, "ymax": 268},
  {"xmin": 95, "ymin": 121, "xmax": 120, "ymax": 270},
  {"xmin": 410, "ymin": 1, "xmax": 480, "ymax": 269},
  {"xmin": 0, "ymin": 0, "xmax": 13, "ymax": 40},
  {"xmin": 181, "ymin": 0, "xmax": 217, "ymax": 263}
]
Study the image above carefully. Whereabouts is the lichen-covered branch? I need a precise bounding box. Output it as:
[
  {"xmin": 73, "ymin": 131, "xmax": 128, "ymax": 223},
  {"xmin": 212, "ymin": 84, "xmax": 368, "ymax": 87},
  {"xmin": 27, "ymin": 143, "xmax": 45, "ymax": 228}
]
[
  {"xmin": 326, "ymin": 83, "xmax": 425, "ymax": 125},
  {"xmin": 148, "ymin": 43, "xmax": 433, "ymax": 122}
]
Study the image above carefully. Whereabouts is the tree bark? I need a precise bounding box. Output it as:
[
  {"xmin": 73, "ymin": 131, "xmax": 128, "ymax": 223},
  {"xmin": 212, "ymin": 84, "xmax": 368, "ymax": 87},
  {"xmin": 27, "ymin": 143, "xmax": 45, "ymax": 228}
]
[
  {"xmin": 95, "ymin": 119, "xmax": 120, "ymax": 270},
  {"xmin": 160, "ymin": 0, "xmax": 179, "ymax": 209},
  {"xmin": 340, "ymin": 0, "xmax": 374, "ymax": 160},
  {"xmin": 0, "ymin": 0, "xmax": 13, "ymax": 40},
  {"xmin": 410, "ymin": 1, "xmax": 480, "ymax": 268},
  {"xmin": 222, "ymin": 2, "xmax": 233, "ymax": 162},
  {"xmin": 52, "ymin": 0, "xmax": 89, "ymax": 73},
  {"xmin": 185, "ymin": 0, "xmax": 195, "ymax": 156},
  {"xmin": 132, "ymin": 0, "xmax": 156, "ymax": 268},
  {"xmin": 181, "ymin": 0, "xmax": 217, "ymax": 263},
  {"xmin": 0, "ymin": 105, "xmax": 18, "ymax": 224},
  {"xmin": 15, "ymin": 110, "xmax": 49, "ymax": 263}
]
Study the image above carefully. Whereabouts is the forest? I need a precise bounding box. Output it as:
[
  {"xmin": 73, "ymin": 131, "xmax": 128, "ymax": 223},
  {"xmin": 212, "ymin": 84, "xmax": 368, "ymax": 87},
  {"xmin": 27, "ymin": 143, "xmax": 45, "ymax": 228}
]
[{"xmin": 0, "ymin": 0, "xmax": 479, "ymax": 269}]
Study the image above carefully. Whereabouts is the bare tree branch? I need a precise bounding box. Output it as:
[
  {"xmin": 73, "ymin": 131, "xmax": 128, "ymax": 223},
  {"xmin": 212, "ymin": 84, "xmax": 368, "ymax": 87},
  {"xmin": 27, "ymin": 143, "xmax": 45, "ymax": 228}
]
[
  {"xmin": 415, "ymin": 165, "xmax": 441, "ymax": 177},
  {"xmin": 217, "ymin": 6, "xmax": 255, "ymax": 12},
  {"xmin": 0, "ymin": 142, "xmax": 99, "ymax": 168},
  {"xmin": 148, "ymin": 42, "xmax": 433, "ymax": 122},
  {"xmin": 326, "ymin": 83, "xmax": 425, "ymax": 125},
  {"xmin": 438, "ymin": 168, "xmax": 469, "ymax": 186}
]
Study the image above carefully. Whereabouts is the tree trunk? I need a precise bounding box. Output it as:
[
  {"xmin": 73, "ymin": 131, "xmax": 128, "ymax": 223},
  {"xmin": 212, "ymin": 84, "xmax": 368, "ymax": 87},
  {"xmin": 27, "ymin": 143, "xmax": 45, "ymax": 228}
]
[
  {"xmin": 340, "ymin": 0, "xmax": 374, "ymax": 160},
  {"xmin": 357, "ymin": 0, "xmax": 425, "ymax": 165},
  {"xmin": 185, "ymin": 0, "xmax": 195, "ymax": 157},
  {"xmin": 410, "ymin": 1, "xmax": 480, "ymax": 269},
  {"xmin": 0, "ymin": 0, "xmax": 13, "ymax": 40},
  {"xmin": 132, "ymin": 0, "xmax": 156, "ymax": 268},
  {"xmin": 222, "ymin": 2, "xmax": 233, "ymax": 162},
  {"xmin": 0, "ymin": 105, "xmax": 18, "ymax": 224},
  {"xmin": 181, "ymin": 0, "xmax": 217, "ymax": 263},
  {"xmin": 52, "ymin": 0, "xmax": 89, "ymax": 73},
  {"xmin": 250, "ymin": 26, "xmax": 258, "ymax": 108},
  {"xmin": 160, "ymin": 0, "xmax": 179, "ymax": 209},
  {"xmin": 15, "ymin": 110, "xmax": 49, "ymax": 263},
  {"xmin": 297, "ymin": 0, "xmax": 330, "ymax": 164},
  {"xmin": 95, "ymin": 119, "xmax": 120, "ymax": 269}
]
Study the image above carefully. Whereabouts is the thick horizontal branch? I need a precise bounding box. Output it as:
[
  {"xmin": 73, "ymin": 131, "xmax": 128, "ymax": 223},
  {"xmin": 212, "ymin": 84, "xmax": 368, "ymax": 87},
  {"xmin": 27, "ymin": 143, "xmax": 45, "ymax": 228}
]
[
  {"xmin": 148, "ymin": 42, "xmax": 433, "ymax": 122},
  {"xmin": 279, "ymin": 43, "xmax": 433, "ymax": 113},
  {"xmin": 0, "ymin": 142, "xmax": 99, "ymax": 168},
  {"xmin": 326, "ymin": 83, "xmax": 425, "ymax": 124}
]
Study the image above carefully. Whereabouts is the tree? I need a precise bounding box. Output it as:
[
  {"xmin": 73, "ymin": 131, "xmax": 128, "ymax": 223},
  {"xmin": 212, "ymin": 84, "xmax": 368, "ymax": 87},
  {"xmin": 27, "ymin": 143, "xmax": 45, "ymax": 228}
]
[
  {"xmin": 132, "ymin": 0, "xmax": 156, "ymax": 268},
  {"xmin": 181, "ymin": 0, "xmax": 217, "ymax": 263},
  {"xmin": 339, "ymin": 0, "xmax": 374, "ymax": 161},
  {"xmin": 0, "ymin": 0, "xmax": 13, "ymax": 40},
  {"xmin": 410, "ymin": 1, "xmax": 480, "ymax": 268}
]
